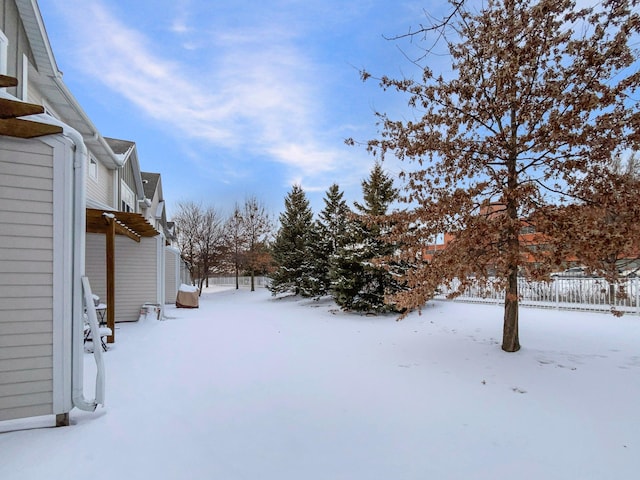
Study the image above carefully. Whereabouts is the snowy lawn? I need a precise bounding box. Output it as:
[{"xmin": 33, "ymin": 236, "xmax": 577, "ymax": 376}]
[{"xmin": 1, "ymin": 286, "xmax": 639, "ymax": 479}]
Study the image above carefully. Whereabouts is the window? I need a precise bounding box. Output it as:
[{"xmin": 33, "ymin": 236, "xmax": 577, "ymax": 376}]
[
  {"xmin": 0, "ymin": 30, "xmax": 8, "ymax": 76},
  {"xmin": 120, "ymin": 182, "xmax": 135, "ymax": 213},
  {"xmin": 88, "ymin": 157, "xmax": 98, "ymax": 181},
  {"xmin": 426, "ymin": 233, "xmax": 445, "ymax": 245}
]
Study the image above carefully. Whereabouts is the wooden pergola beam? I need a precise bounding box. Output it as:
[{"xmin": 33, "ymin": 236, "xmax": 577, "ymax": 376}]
[
  {"xmin": 0, "ymin": 97, "xmax": 45, "ymax": 119},
  {"xmin": 0, "ymin": 74, "xmax": 19, "ymax": 88},
  {"xmin": 0, "ymin": 75, "xmax": 63, "ymax": 139},
  {"xmin": 0, "ymin": 118, "xmax": 63, "ymax": 138}
]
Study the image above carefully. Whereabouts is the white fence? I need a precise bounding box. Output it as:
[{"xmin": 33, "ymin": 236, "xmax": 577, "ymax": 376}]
[
  {"xmin": 207, "ymin": 276, "xmax": 272, "ymax": 289},
  {"xmin": 436, "ymin": 276, "xmax": 640, "ymax": 315}
]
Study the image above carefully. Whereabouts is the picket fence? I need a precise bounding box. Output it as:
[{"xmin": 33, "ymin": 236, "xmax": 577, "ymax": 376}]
[
  {"xmin": 208, "ymin": 276, "xmax": 272, "ymax": 288},
  {"xmin": 208, "ymin": 275, "xmax": 638, "ymax": 315},
  {"xmin": 436, "ymin": 276, "xmax": 640, "ymax": 315}
]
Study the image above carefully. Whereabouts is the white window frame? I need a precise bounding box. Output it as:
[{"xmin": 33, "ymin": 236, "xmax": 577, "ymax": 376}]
[
  {"xmin": 0, "ymin": 30, "xmax": 8, "ymax": 76},
  {"xmin": 21, "ymin": 54, "xmax": 28, "ymax": 100},
  {"xmin": 120, "ymin": 181, "xmax": 135, "ymax": 213},
  {"xmin": 88, "ymin": 156, "xmax": 98, "ymax": 181}
]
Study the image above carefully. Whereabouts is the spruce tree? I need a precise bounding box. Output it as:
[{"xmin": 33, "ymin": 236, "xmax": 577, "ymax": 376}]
[
  {"xmin": 306, "ymin": 184, "xmax": 351, "ymax": 297},
  {"xmin": 268, "ymin": 185, "xmax": 315, "ymax": 296},
  {"xmin": 330, "ymin": 163, "xmax": 403, "ymax": 312}
]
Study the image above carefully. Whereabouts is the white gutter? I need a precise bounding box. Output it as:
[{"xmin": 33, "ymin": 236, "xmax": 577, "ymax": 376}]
[
  {"xmin": 139, "ymin": 197, "xmax": 152, "ymax": 208},
  {"xmin": 50, "ymin": 74, "xmax": 124, "ymax": 169},
  {"xmin": 35, "ymin": 112, "xmax": 106, "ymax": 411}
]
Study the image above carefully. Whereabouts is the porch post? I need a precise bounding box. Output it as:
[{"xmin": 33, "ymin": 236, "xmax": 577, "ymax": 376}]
[{"xmin": 106, "ymin": 217, "xmax": 116, "ymax": 343}]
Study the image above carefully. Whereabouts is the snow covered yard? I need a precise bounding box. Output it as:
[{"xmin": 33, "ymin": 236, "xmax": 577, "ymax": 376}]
[{"xmin": 1, "ymin": 287, "xmax": 639, "ymax": 480}]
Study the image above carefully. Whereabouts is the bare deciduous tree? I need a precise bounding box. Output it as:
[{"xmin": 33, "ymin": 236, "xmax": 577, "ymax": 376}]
[
  {"xmin": 173, "ymin": 201, "xmax": 203, "ymax": 286},
  {"xmin": 223, "ymin": 203, "xmax": 247, "ymax": 290},
  {"xmin": 173, "ymin": 201, "xmax": 224, "ymax": 293},
  {"xmin": 241, "ymin": 197, "xmax": 274, "ymax": 291}
]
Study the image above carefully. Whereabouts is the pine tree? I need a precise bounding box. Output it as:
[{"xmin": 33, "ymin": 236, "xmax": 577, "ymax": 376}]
[
  {"xmin": 269, "ymin": 185, "xmax": 315, "ymax": 296},
  {"xmin": 330, "ymin": 164, "xmax": 402, "ymax": 312},
  {"xmin": 305, "ymin": 184, "xmax": 352, "ymax": 297}
]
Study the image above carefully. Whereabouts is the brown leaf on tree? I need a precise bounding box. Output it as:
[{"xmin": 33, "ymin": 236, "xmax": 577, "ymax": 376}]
[{"xmin": 359, "ymin": 0, "xmax": 640, "ymax": 352}]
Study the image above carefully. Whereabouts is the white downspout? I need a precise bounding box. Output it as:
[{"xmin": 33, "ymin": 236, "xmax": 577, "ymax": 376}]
[
  {"xmin": 41, "ymin": 114, "xmax": 106, "ymax": 410},
  {"xmin": 0, "ymin": 90, "xmax": 105, "ymax": 410}
]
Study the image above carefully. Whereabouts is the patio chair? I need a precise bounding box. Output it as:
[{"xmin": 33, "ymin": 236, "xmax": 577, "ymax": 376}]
[{"xmin": 84, "ymin": 320, "xmax": 112, "ymax": 352}]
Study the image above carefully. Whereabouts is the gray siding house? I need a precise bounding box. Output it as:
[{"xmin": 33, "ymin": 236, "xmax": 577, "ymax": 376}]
[
  {"xmin": 85, "ymin": 142, "xmax": 163, "ymax": 325},
  {"xmin": 140, "ymin": 171, "xmax": 190, "ymax": 305},
  {"xmin": 1, "ymin": 0, "xmax": 106, "ymax": 426}
]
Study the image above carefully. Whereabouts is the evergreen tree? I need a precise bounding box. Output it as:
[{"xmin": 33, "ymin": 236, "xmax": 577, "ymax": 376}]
[
  {"xmin": 305, "ymin": 184, "xmax": 352, "ymax": 297},
  {"xmin": 330, "ymin": 163, "xmax": 403, "ymax": 312},
  {"xmin": 269, "ymin": 185, "xmax": 315, "ymax": 296}
]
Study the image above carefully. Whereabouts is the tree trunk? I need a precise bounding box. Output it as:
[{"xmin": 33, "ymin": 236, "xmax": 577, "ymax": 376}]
[
  {"xmin": 502, "ymin": 266, "xmax": 520, "ymax": 352},
  {"xmin": 502, "ymin": 96, "xmax": 521, "ymax": 352},
  {"xmin": 251, "ymin": 269, "xmax": 255, "ymax": 292},
  {"xmin": 234, "ymin": 248, "xmax": 239, "ymax": 290}
]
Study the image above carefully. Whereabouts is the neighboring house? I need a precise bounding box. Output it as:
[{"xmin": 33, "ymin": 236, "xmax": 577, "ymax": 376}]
[
  {"xmin": 423, "ymin": 204, "xmax": 638, "ymax": 273},
  {"xmin": 165, "ymin": 221, "xmax": 192, "ymax": 289},
  {"xmin": 85, "ymin": 142, "xmax": 163, "ymax": 327},
  {"xmin": 1, "ymin": 0, "xmax": 106, "ymax": 426},
  {"xmin": 140, "ymin": 171, "xmax": 189, "ymax": 304}
]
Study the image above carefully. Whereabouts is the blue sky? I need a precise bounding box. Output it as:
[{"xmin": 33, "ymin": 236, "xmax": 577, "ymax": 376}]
[{"xmin": 37, "ymin": 0, "xmax": 448, "ymax": 219}]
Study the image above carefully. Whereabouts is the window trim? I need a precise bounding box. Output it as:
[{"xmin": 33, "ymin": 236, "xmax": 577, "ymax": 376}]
[
  {"xmin": 21, "ymin": 54, "xmax": 28, "ymax": 100},
  {"xmin": 0, "ymin": 30, "xmax": 8, "ymax": 76},
  {"xmin": 88, "ymin": 156, "xmax": 98, "ymax": 181}
]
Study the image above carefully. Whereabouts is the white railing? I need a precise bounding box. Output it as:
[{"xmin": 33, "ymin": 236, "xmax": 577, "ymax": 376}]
[
  {"xmin": 207, "ymin": 276, "xmax": 272, "ymax": 288},
  {"xmin": 436, "ymin": 276, "xmax": 640, "ymax": 315}
]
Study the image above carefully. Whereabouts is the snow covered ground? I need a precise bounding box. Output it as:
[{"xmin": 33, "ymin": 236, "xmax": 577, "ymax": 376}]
[{"xmin": 1, "ymin": 286, "xmax": 639, "ymax": 479}]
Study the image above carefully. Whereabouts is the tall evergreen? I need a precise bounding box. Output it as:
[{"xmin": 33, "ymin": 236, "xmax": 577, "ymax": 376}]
[
  {"xmin": 268, "ymin": 185, "xmax": 315, "ymax": 296},
  {"xmin": 305, "ymin": 184, "xmax": 352, "ymax": 297},
  {"xmin": 354, "ymin": 162, "xmax": 398, "ymax": 218},
  {"xmin": 330, "ymin": 163, "xmax": 403, "ymax": 312}
]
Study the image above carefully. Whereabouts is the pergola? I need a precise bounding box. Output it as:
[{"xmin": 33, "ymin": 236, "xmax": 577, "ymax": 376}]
[{"xmin": 86, "ymin": 209, "xmax": 159, "ymax": 342}]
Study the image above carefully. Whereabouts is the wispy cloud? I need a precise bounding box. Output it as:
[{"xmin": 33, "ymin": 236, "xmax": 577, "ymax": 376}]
[{"xmin": 55, "ymin": 0, "xmax": 349, "ymax": 180}]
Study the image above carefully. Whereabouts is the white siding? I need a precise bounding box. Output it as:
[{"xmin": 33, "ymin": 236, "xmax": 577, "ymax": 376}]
[
  {"xmin": 85, "ymin": 233, "xmax": 107, "ymax": 304},
  {"xmin": 0, "ymin": 0, "xmax": 33, "ymax": 99},
  {"xmin": 0, "ymin": 137, "xmax": 54, "ymax": 421},
  {"xmin": 115, "ymin": 236, "xmax": 158, "ymax": 322},
  {"xmin": 86, "ymin": 159, "xmax": 113, "ymax": 209},
  {"xmin": 165, "ymin": 248, "xmax": 179, "ymax": 304},
  {"xmin": 85, "ymin": 233, "xmax": 160, "ymax": 322}
]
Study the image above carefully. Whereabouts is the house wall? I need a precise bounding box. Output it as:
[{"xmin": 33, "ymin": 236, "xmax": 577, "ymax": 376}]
[
  {"xmin": 0, "ymin": 0, "xmax": 34, "ymax": 99},
  {"xmin": 115, "ymin": 236, "xmax": 159, "ymax": 321},
  {"xmin": 85, "ymin": 233, "xmax": 160, "ymax": 322},
  {"xmin": 86, "ymin": 160, "xmax": 114, "ymax": 209},
  {"xmin": 0, "ymin": 136, "xmax": 54, "ymax": 421},
  {"xmin": 85, "ymin": 233, "xmax": 162, "ymax": 322},
  {"xmin": 85, "ymin": 233, "xmax": 107, "ymax": 305},
  {"xmin": 165, "ymin": 247, "xmax": 179, "ymax": 304}
]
